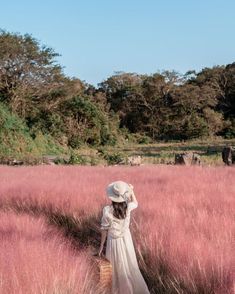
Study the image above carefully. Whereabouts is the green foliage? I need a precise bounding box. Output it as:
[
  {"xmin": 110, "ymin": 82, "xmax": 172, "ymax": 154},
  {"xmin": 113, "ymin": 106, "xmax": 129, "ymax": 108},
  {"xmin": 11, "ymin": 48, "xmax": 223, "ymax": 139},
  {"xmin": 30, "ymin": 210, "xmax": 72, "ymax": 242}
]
[
  {"xmin": 100, "ymin": 67, "xmax": 234, "ymax": 140},
  {"xmin": 121, "ymin": 129, "xmax": 152, "ymax": 144},
  {"xmin": 68, "ymin": 136, "xmax": 83, "ymax": 149},
  {"xmin": 133, "ymin": 133, "xmax": 152, "ymax": 144},
  {"xmin": 0, "ymin": 102, "xmax": 66, "ymax": 160},
  {"xmin": 101, "ymin": 150, "xmax": 125, "ymax": 165},
  {"xmin": 224, "ymin": 118, "xmax": 235, "ymax": 139},
  {"xmin": 68, "ymin": 152, "xmax": 88, "ymax": 165},
  {"xmin": 182, "ymin": 114, "xmax": 209, "ymax": 139},
  {"xmin": 89, "ymin": 156, "xmax": 99, "ymax": 166},
  {"xmin": 0, "ymin": 30, "xmax": 235, "ymax": 165},
  {"xmin": 0, "ymin": 102, "xmax": 36, "ymax": 158},
  {"xmin": 0, "ymin": 30, "xmax": 64, "ymax": 117},
  {"xmin": 33, "ymin": 132, "xmax": 65, "ymax": 155},
  {"xmin": 61, "ymin": 96, "xmax": 118, "ymax": 147}
]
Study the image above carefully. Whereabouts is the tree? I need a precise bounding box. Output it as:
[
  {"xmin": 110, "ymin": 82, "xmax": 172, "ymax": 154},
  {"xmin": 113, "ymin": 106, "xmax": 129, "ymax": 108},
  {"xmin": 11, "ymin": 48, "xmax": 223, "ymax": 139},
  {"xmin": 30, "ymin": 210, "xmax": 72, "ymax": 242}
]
[
  {"xmin": 223, "ymin": 63, "xmax": 235, "ymax": 118},
  {"xmin": 59, "ymin": 96, "xmax": 119, "ymax": 147},
  {"xmin": 0, "ymin": 30, "xmax": 64, "ymax": 117}
]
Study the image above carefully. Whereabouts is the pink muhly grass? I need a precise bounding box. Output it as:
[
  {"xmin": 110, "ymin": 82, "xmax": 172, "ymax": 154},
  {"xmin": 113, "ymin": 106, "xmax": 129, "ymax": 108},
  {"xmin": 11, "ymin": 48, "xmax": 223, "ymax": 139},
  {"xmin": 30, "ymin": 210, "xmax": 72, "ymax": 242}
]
[
  {"xmin": 0, "ymin": 165, "xmax": 234, "ymax": 293},
  {"xmin": 132, "ymin": 166, "xmax": 235, "ymax": 293},
  {"xmin": 0, "ymin": 165, "xmax": 108, "ymax": 216},
  {"xmin": 0, "ymin": 212, "xmax": 97, "ymax": 294}
]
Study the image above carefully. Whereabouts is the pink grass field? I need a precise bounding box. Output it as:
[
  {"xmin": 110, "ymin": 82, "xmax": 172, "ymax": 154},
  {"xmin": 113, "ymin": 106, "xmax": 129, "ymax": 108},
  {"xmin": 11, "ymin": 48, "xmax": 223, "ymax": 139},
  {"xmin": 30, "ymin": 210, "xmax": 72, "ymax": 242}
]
[
  {"xmin": 0, "ymin": 212, "xmax": 97, "ymax": 294},
  {"xmin": 0, "ymin": 165, "xmax": 234, "ymax": 294}
]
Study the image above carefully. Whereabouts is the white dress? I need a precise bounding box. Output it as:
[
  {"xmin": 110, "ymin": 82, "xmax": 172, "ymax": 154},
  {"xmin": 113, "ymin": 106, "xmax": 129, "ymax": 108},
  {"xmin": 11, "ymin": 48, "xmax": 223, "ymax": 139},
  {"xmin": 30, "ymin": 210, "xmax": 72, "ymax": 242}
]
[{"xmin": 100, "ymin": 202, "xmax": 150, "ymax": 294}]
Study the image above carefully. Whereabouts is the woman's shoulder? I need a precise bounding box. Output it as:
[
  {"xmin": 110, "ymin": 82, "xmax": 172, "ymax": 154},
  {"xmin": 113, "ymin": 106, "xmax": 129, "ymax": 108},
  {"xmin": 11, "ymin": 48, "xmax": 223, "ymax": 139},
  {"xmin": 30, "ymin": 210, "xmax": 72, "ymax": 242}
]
[{"xmin": 102, "ymin": 205, "xmax": 112, "ymax": 215}]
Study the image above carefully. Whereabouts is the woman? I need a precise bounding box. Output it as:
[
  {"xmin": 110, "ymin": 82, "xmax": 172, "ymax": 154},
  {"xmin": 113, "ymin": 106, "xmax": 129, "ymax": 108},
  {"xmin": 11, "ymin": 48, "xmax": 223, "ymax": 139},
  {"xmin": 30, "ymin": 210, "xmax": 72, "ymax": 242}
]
[{"xmin": 98, "ymin": 181, "xmax": 150, "ymax": 294}]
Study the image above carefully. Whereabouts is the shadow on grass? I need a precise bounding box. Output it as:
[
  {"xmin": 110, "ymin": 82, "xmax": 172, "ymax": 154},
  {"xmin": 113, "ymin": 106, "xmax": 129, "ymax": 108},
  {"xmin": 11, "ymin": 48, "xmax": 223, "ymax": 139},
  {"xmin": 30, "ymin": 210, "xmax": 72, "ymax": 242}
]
[
  {"xmin": 1, "ymin": 198, "xmax": 101, "ymax": 251},
  {"xmin": 138, "ymin": 250, "xmax": 187, "ymax": 294},
  {"xmin": 137, "ymin": 247, "xmax": 230, "ymax": 294}
]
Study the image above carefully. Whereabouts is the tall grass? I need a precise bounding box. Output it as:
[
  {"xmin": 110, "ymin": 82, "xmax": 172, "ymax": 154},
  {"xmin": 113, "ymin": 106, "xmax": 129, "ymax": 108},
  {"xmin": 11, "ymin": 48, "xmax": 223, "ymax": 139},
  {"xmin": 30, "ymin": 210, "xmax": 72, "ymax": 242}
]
[
  {"xmin": 131, "ymin": 166, "xmax": 234, "ymax": 293},
  {"xmin": 0, "ymin": 212, "xmax": 97, "ymax": 294},
  {"xmin": 0, "ymin": 165, "xmax": 234, "ymax": 293}
]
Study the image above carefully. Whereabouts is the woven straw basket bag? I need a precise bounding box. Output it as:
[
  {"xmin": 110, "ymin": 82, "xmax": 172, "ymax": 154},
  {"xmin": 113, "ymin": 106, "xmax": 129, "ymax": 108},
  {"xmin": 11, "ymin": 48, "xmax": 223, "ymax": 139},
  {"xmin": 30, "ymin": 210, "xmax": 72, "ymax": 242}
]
[{"xmin": 94, "ymin": 256, "xmax": 112, "ymax": 292}]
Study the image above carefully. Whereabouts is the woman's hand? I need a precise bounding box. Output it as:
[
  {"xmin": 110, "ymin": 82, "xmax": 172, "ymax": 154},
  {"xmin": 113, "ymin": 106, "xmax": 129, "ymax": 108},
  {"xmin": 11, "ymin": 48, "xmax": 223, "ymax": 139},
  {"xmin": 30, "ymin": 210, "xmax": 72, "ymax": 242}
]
[
  {"xmin": 93, "ymin": 246, "xmax": 103, "ymax": 257},
  {"xmin": 96, "ymin": 230, "xmax": 107, "ymax": 257},
  {"xmin": 128, "ymin": 183, "xmax": 134, "ymax": 202},
  {"xmin": 128, "ymin": 183, "xmax": 134, "ymax": 190},
  {"xmin": 98, "ymin": 246, "xmax": 103, "ymax": 257},
  {"xmin": 128, "ymin": 183, "xmax": 138, "ymax": 204}
]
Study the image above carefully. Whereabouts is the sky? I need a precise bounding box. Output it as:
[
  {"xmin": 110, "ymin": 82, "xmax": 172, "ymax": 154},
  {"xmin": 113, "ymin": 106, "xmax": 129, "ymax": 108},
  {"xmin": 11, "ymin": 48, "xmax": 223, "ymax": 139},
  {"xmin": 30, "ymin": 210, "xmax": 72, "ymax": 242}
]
[{"xmin": 1, "ymin": 0, "xmax": 235, "ymax": 86}]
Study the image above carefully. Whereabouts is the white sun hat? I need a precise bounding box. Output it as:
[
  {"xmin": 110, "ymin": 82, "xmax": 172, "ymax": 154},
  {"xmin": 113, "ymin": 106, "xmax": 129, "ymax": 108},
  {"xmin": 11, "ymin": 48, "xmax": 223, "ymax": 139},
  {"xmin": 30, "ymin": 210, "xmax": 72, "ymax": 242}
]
[{"xmin": 106, "ymin": 181, "xmax": 133, "ymax": 203}]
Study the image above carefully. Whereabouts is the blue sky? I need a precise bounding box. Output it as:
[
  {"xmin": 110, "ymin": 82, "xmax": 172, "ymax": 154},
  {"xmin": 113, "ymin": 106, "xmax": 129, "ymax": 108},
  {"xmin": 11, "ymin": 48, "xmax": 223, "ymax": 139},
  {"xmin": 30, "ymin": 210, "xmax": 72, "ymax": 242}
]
[{"xmin": 1, "ymin": 0, "xmax": 235, "ymax": 85}]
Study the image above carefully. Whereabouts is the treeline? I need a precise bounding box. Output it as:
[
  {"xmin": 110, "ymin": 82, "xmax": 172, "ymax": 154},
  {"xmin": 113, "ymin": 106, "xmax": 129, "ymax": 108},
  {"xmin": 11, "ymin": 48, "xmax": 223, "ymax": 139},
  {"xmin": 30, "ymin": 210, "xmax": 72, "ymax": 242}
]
[{"xmin": 0, "ymin": 30, "xmax": 234, "ymax": 153}]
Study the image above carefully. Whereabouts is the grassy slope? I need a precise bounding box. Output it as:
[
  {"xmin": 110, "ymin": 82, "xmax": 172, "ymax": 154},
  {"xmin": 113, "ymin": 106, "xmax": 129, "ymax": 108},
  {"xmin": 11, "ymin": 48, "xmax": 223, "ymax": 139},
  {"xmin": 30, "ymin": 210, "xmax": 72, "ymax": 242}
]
[{"xmin": 0, "ymin": 102, "xmax": 67, "ymax": 162}]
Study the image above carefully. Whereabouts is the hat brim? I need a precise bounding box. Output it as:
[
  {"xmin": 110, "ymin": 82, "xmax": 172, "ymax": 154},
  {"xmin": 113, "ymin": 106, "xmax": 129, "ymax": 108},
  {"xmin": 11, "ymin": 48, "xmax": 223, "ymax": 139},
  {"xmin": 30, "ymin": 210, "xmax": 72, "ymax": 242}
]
[{"xmin": 106, "ymin": 182, "xmax": 132, "ymax": 203}]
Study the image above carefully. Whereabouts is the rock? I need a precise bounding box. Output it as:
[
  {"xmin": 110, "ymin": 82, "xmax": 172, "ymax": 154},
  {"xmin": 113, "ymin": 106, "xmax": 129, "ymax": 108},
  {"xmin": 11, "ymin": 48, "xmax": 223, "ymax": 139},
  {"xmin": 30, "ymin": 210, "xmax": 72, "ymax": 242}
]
[
  {"xmin": 42, "ymin": 155, "xmax": 70, "ymax": 165},
  {"xmin": 127, "ymin": 155, "xmax": 142, "ymax": 166},
  {"xmin": 8, "ymin": 159, "xmax": 24, "ymax": 166},
  {"xmin": 166, "ymin": 161, "xmax": 174, "ymax": 165},
  {"xmin": 222, "ymin": 146, "xmax": 235, "ymax": 165},
  {"xmin": 192, "ymin": 153, "xmax": 201, "ymax": 165},
  {"xmin": 42, "ymin": 155, "xmax": 57, "ymax": 164},
  {"xmin": 175, "ymin": 152, "xmax": 201, "ymax": 165}
]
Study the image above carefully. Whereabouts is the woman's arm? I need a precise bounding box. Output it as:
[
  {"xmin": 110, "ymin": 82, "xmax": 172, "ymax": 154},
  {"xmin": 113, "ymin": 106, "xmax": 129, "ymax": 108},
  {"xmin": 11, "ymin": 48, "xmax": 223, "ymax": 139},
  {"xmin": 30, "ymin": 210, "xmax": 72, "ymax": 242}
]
[
  {"xmin": 98, "ymin": 230, "xmax": 108, "ymax": 256},
  {"xmin": 129, "ymin": 184, "xmax": 138, "ymax": 205},
  {"xmin": 98, "ymin": 206, "xmax": 110, "ymax": 256}
]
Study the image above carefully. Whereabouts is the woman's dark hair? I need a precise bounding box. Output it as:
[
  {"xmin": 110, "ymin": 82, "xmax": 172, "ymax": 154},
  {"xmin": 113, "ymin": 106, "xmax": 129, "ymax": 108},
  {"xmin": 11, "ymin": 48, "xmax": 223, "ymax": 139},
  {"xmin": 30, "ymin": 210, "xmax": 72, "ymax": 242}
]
[{"xmin": 112, "ymin": 201, "xmax": 128, "ymax": 219}]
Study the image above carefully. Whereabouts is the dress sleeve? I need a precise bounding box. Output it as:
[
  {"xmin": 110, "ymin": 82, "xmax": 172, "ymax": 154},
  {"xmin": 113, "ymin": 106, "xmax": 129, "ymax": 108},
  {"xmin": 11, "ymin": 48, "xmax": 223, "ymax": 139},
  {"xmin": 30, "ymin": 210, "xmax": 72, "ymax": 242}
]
[
  {"xmin": 128, "ymin": 201, "xmax": 138, "ymax": 212},
  {"xmin": 100, "ymin": 206, "xmax": 111, "ymax": 230}
]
